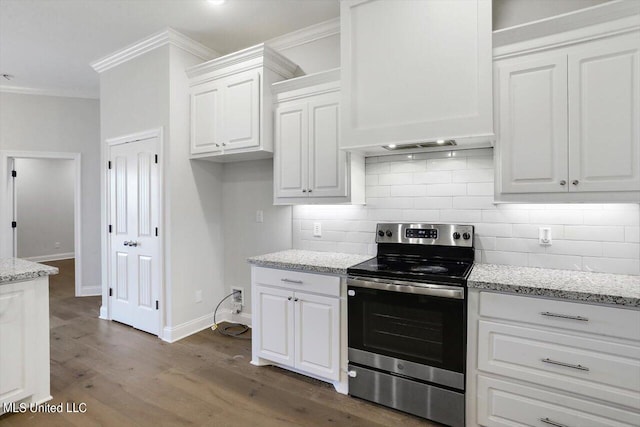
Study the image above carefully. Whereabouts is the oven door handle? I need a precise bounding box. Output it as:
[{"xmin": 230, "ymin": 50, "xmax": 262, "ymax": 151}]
[{"xmin": 347, "ymin": 277, "xmax": 464, "ymax": 300}]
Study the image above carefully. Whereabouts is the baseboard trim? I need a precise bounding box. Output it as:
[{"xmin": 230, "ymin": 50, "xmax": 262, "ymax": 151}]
[
  {"xmin": 24, "ymin": 253, "xmax": 74, "ymax": 263},
  {"xmin": 161, "ymin": 309, "xmax": 252, "ymax": 343},
  {"xmin": 99, "ymin": 305, "xmax": 108, "ymax": 320},
  {"xmin": 79, "ymin": 285, "xmax": 101, "ymax": 297}
]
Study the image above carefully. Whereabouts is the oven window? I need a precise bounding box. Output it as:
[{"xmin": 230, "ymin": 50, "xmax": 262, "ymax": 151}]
[{"xmin": 349, "ymin": 286, "xmax": 464, "ymax": 373}]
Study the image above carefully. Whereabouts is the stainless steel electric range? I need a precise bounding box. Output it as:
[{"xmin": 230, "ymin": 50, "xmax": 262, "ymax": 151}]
[{"xmin": 346, "ymin": 223, "xmax": 474, "ymax": 427}]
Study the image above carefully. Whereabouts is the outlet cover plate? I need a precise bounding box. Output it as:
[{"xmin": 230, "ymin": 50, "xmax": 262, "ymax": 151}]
[
  {"xmin": 231, "ymin": 286, "xmax": 244, "ymax": 306},
  {"xmin": 313, "ymin": 222, "xmax": 322, "ymax": 237}
]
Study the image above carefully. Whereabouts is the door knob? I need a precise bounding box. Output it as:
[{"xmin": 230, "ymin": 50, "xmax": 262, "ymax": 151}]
[
  {"xmin": 129, "ymin": 241, "xmax": 138, "ymax": 247},
  {"xmin": 124, "ymin": 241, "xmax": 129, "ymax": 246}
]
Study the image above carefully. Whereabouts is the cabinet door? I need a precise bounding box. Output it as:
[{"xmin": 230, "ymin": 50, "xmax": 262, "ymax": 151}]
[
  {"xmin": 308, "ymin": 93, "xmax": 347, "ymax": 198},
  {"xmin": 222, "ymin": 70, "xmax": 260, "ymax": 151},
  {"xmin": 340, "ymin": 0, "xmax": 493, "ymax": 149},
  {"xmin": 254, "ymin": 285, "xmax": 294, "ymax": 367},
  {"xmin": 274, "ymin": 103, "xmax": 309, "ymax": 199},
  {"xmin": 568, "ymin": 33, "xmax": 640, "ymax": 192},
  {"xmin": 498, "ymin": 54, "xmax": 569, "ymax": 193},
  {"xmin": 190, "ymin": 81, "xmax": 223, "ymax": 155},
  {"xmin": 0, "ymin": 286, "xmax": 34, "ymax": 407},
  {"xmin": 294, "ymin": 292, "xmax": 340, "ymax": 381}
]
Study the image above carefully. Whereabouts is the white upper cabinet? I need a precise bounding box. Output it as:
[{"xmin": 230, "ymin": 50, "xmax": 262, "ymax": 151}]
[
  {"xmin": 273, "ymin": 69, "xmax": 365, "ymax": 205},
  {"xmin": 340, "ymin": 0, "xmax": 493, "ymax": 152},
  {"xmin": 497, "ymin": 53, "xmax": 569, "ymax": 193},
  {"xmin": 495, "ymin": 4, "xmax": 640, "ymax": 203},
  {"xmin": 187, "ymin": 44, "xmax": 298, "ymax": 162}
]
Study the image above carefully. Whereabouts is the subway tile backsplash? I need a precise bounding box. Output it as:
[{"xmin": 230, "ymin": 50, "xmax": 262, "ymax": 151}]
[{"xmin": 292, "ymin": 148, "xmax": 640, "ymax": 275}]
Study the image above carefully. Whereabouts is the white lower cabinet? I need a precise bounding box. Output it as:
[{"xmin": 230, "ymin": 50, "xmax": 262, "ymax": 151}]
[
  {"xmin": 467, "ymin": 289, "xmax": 640, "ymax": 427},
  {"xmin": 251, "ymin": 266, "xmax": 342, "ymax": 389},
  {"xmin": 0, "ymin": 277, "xmax": 51, "ymax": 414}
]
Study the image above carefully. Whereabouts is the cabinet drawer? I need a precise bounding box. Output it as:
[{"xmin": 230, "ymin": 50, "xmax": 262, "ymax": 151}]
[
  {"xmin": 479, "ymin": 291, "xmax": 640, "ymax": 341},
  {"xmin": 252, "ymin": 266, "xmax": 340, "ymax": 297},
  {"xmin": 478, "ymin": 320, "xmax": 640, "ymax": 409},
  {"xmin": 477, "ymin": 375, "xmax": 640, "ymax": 427}
]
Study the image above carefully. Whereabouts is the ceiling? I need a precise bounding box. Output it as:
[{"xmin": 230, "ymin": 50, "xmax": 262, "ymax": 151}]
[{"xmin": 0, "ymin": 0, "xmax": 339, "ymax": 99}]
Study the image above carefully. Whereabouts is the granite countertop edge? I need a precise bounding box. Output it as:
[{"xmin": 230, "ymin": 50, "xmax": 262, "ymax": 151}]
[
  {"xmin": 468, "ymin": 264, "xmax": 640, "ymax": 308},
  {"xmin": 247, "ymin": 249, "xmax": 372, "ymax": 276},
  {"xmin": 0, "ymin": 258, "xmax": 59, "ymax": 284},
  {"xmin": 247, "ymin": 259, "xmax": 351, "ymax": 276}
]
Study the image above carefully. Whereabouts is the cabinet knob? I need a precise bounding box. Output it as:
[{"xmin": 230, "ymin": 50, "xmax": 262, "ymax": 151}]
[
  {"xmin": 302, "ymin": 189, "xmax": 307, "ymax": 193},
  {"xmin": 294, "ymin": 298, "xmax": 299, "ymax": 302},
  {"xmin": 307, "ymin": 189, "xmax": 312, "ymax": 193},
  {"xmin": 215, "ymin": 143, "xmax": 220, "ymax": 147},
  {"xmin": 559, "ymin": 180, "xmax": 566, "ymax": 186},
  {"xmin": 572, "ymin": 180, "xmax": 579, "ymax": 185},
  {"xmin": 287, "ymin": 296, "xmax": 292, "ymax": 301},
  {"xmin": 222, "ymin": 143, "xmax": 226, "ymax": 147}
]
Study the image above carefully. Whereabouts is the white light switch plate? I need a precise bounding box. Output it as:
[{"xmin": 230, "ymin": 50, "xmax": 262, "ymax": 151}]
[
  {"xmin": 313, "ymin": 222, "xmax": 322, "ymax": 237},
  {"xmin": 256, "ymin": 210, "xmax": 263, "ymax": 223}
]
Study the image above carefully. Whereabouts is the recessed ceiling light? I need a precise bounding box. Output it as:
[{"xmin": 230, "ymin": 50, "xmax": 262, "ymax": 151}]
[
  {"xmin": 207, "ymin": 0, "xmax": 225, "ymax": 5},
  {"xmin": 436, "ymin": 139, "xmax": 445, "ymax": 144},
  {"xmin": 387, "ymin": 144, "xmax": 397, "ymax": 149}
]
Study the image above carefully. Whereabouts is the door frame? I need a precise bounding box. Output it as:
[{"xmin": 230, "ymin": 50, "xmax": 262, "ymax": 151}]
[
  {"xmin": 102, "ymin": 128, "xmax": 164, "ymax": 337},
  {"xmin": 0, "ymin": 150, "xmax": 83, "ymax": 296}
]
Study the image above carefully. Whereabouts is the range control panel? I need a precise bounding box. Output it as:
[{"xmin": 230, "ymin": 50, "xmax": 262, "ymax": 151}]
[{"xmin": 375, "ymin": 223, "xmax": 474, "ymax": 247}]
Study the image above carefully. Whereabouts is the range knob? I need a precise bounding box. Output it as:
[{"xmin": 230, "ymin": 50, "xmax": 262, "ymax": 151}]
[
  {"xmin": 386, "ymin": 230, "xmax": 393, "ymax": 237},
  {"xmin": 463, "ymin": 232, "xmax": 471, "ymax": 240},
  {"xmin": 452, "ymin": 232, "xmax": 461, "ymax": 240},
  {"xmin": 378, "ymin": 230, "xmax": 385, "ymax": 237}
]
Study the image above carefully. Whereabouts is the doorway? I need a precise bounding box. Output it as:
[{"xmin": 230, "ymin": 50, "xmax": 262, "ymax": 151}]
[
  {"xmin": 107, "ymin": 132, "xmax": 162, "ymax": 335},
  {"xmin": 0, "ymin": 151, "xmax": 82, "ymax": 296}
]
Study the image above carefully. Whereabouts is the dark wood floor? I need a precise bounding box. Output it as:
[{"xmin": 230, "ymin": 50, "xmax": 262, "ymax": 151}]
[{"xmin": 1, "ymin": 259, "xmax": 434, "ymax": 426}]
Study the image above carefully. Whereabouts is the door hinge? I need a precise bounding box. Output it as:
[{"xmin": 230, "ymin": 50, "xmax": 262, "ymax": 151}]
[
  {"xmin": 11, "ymin": 221, "xmax": 17, "ymax": 228},
  {"xmin": 155, "ymin": 227, "xmax": 158, "ymax": 237},
  {"xmin": 155, "ymin": 300, "xmax": 159, "ymax": 310},
  {"xmin": 154, "ymin": 154, "xmax": 158, "ymax": 164},
  {"xmin": 109, "ymin": 288, "xmax": 113, "ymax": 297},
  {"xmin": 108, "ymin": 161, "xmax": 112, "ymax": 170},
  {"xmin": 108, "ymin": 224, "xmax": 112, "ymax": 233},
  {"xmin": 11, "ymin": 170, "xmax": 16, "ymax": 178}
]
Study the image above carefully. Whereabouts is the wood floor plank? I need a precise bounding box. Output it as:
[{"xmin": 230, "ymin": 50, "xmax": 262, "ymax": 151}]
[{"xmin": 0, "ymin": 259, "xmax": 436, "ymax": 426}]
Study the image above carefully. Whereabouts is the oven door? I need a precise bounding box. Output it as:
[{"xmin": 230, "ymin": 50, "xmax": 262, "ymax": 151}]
[{"xmin": 347, "ymin": 277, "xmax": 465, "ymax": 390}]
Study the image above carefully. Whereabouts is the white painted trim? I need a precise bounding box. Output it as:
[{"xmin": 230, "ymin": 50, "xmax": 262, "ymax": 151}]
[
  {"xmin": 161, "ymin": 309, "xmax": 252, "ymax": 343},
  {"xmin": 0, "ymin": 85, "xmax": 98, "ymax": 100},
  {"xmin": 493, "ymin": 1, "xmax": 640, "ymax": 58},
  {"xmin": 103, "ymin": 127, "xmax": 165, "ymax": 338},
  {"xmin": 78, "ymin": 285, "xmax": 101, "ymax": 297},
  {"xmin": 0, "ymin": 151, "xmax": 83, "ymax": 298},
  {"xmin": 185, "ymin": 43, "xmax": 298, "ymax": 81},
  {"xmin": 271, "ymin": 68, "xmax": 340, "ymax": 96},
  {"xmin": 24, "ymin": 252, "xmax": 74, "ymax": 263},
  {"xmin": 91, "ymin": 28, "xmax": 219, "ymax": 74},
  {"xmin": 266, "ymin": 17, "xmax": 340, "ymax": 51}
]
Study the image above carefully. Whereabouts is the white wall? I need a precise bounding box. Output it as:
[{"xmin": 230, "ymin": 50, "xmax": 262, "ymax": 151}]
[
  {"xmin": 0, "ymin": 93, "xmax": 101, "ymax": 293},
  {"xmin": 15, "ymin": 158, "xmax": 75, "ymax": 260},
  {"xmin": 276, "ymin": 33, "xmax": 340, "ymax": 76},
  {"xmin": 293, "ymin": 148, "xmax": 640, "ymax": 276},
  {"xmin": 222, "ymin": 159, "xmax": 292, "ymax": 318},
  {"xmin": 493, "ymin": 0, "xmax": 612, "ymax": 29}
]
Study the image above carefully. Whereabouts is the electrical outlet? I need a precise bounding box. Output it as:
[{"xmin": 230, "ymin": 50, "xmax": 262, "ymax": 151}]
[
  {"xmin": 313, "ymin": 222, "xmax": 322, "ymax": 237},
  {"xmin": 539, "ymin": 227, "xmax": 552, "ymax": 246},
  {"xmin": 54, "ymin": 242, "xmax": 61, "ymax": 249},
  {"xmin": 232, "ymin": 302, "xmax": 242, "ymax": 314},
  {"xmin": 256, "ymin": 210, "xmax": 264, "ymax": 223},
  {"xmin": 195, "ymin": 290, "xmax": 203, "ymax": 303},
  {"xmin": 231, "ymin": 287, "xmax": 244, "ymax": 305}
]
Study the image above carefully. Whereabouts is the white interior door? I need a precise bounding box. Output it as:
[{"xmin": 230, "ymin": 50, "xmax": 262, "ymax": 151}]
[{"xmin": 108, "ymin": 137, "xmax": 161, "ymax": 335}]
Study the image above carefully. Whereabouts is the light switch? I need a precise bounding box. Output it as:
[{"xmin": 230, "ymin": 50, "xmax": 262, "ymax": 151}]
[{"xmin": 256, "ymin": 210, "xmax": 264, "ymax": 223}]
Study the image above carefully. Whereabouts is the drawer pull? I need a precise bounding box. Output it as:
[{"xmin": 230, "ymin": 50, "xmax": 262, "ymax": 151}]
[
  {"xmin": 540, "ymin": 417, "xmax": 569, "ymax": 427},
  {"xmin": 542, "ymin": 358, "xmax": 589, "ymax": 371},
  {"xmin": 281, "ymin": 278, "xmax": 303, "ymax": 284},
  {"xmin": 540, "ymin": 312, "xmax": 588, "ymax": 322}
]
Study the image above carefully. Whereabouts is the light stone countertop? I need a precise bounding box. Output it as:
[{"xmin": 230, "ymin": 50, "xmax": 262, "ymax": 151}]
[
  {"xmin": 469, "ymin": 263, "xmax": 640, "ymax": 308},
  {"xmin": 0, "ymin": 258, "xmax": 59, "ymax": 284},
  {"xmin": 247, "ymin": 249, "xmax": 372, "ymax": 276}
]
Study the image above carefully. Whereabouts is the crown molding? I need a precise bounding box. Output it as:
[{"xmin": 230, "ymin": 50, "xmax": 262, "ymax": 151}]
[
  {"xmin": 186, "ymin": 43, "xmax": 298, "ymax": 81},
  {"xmin": 266, "ymin": 17, "xmax": 340, "ymax": 51},
  {"xmin": 0, "ymin": 85, "xmax": 98, "ymax": 99},
  {"xmin": 494, "ymin": 0, "xmax": 640, "ymax": 50},
  {"xmin": 272, "ymin": 68, "xmax": 340, "ymax": 96},
  {"xmin": 91, "ymin": 28, "xmax": 219, "ymax": 74}
]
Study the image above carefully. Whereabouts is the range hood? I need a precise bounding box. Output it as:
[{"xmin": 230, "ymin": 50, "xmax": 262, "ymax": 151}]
[{"xmin": 347, "ymin": 135, "xmax": 495, "ymax": 157}]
